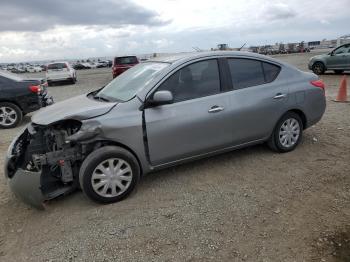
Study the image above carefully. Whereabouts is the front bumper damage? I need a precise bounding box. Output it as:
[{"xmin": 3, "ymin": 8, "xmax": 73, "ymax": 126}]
[{"xmin": 4, "ymin": 121, "xmax": 87, "ymax": 209}]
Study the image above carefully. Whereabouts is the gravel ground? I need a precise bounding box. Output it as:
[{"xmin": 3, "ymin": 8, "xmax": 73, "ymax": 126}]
[{"xmin": 0, "ymin": 52, "xmax": 350, "ymax": 262}]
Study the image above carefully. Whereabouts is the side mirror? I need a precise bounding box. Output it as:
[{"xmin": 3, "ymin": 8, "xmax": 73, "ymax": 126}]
[
  {"xmin": 330, "ymin": 51, "xmax": 334, "ymax": 56},
  {"xmin": 144, "ymin": 90, "xmax": 173, "ymax": 108},
  {"xmin": 153, "ymin": 90, "xmax": 173, "ymax": 104}
]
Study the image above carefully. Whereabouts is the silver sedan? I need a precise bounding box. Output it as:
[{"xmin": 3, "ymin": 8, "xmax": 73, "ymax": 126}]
[{"xmin": 5, "ymin": 51, "xmax": 326, "ymax": 209}]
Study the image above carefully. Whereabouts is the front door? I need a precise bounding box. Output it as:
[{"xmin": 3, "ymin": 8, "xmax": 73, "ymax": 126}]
[{"xmin": 144, "ymin": 59, "xmax": 233, "ymax": 166}]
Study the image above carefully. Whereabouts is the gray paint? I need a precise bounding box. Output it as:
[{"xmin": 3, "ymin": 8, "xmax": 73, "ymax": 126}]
[
  {"xmin": 32, "ymin": 94, "xmax": 116, "ymax": 125},
  {"xmin": 5, "ymin": 51, "xmax": 326, "ymax": 208},
  {"xmin": 308, "ymin": 44, "xmax": 350, "ymax": 71}
]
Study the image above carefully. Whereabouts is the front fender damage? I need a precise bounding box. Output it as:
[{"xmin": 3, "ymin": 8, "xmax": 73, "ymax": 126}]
[{"xmin": 4, "ymin": 120, "xmax": 96, "ymax": 209}]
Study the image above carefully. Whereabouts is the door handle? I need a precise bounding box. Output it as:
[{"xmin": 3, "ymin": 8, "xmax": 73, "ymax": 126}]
[
  {"xmin": 273, "ymin": 93, "xmax": 287, "ymax": 99},
  {"xmin": 208, "ymin": 106, "xmax": 224, "ymax": 113}
]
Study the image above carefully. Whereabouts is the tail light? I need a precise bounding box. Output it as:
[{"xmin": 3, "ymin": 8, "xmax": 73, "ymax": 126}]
[
  {"xmin": 310, "ymin": 80, "xmax": 325, "ymax": 90},
  {"xmin": 29, "ymin": 85, "xmax": 41, "ymax": 94}
]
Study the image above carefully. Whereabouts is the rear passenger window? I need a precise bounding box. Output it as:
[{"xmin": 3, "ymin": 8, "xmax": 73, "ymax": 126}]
[
  {"xmin": 228, "ymin": 58, "xmax": 280, "ymax": 89},
  {"xmin": 262, "ymin": 62, "xmax": 280, "ymax": 83},
  {"xmin": 228, "ymin": 59, "xmax": 265, "ymax": 89}
]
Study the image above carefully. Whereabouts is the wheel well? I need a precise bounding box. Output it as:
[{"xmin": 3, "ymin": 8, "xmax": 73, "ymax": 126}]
[
  {"xmin": 288, "ymin": 109, "xmax": 307, "ymax": 129},
  {"xmin": 91, "ymin": 140, "xmax": 143, "ymax": 175},
  {"xmin": 0, "ymin": 100, "xmax": 23, "ymax": 112},
  {"xmin": 313, "ymin": 61, "xmax": 326, "ymax": 68}
]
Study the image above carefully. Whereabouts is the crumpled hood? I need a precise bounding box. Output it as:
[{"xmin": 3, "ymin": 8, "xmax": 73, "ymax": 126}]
[{"xmin": 32, "ymin": 94, "xmax": 116, "ymax": 125}]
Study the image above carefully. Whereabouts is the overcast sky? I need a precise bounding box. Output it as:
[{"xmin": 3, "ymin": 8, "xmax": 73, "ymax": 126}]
[{"xmin": 0, "ymin": 0, "xmax": 349, "ymax": 62}]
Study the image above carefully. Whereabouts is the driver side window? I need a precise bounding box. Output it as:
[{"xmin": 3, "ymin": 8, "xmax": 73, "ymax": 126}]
[
  {"xmin": 158, "ymin": 59, "xmax": 221, "ymax": 103},
  {"xmin": 334, "ymin": 45, "xmax": 350, "ymax": 55}
]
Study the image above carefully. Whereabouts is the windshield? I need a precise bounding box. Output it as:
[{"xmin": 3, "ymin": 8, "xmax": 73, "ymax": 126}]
[
  {"xmin": 96, "ymin": 62, "xmax": 169, "ymax": 102},
  {"xmin": 0, "ymin": 70, "xmax": 23, "ymax": 81}
]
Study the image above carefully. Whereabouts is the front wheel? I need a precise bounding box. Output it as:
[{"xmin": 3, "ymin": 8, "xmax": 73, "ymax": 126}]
[
  {"xmin": 312, "ymin": 62, "xmax": 325, "ymax": 75},
  {"xmin": 79, "ymin": 146, "xmax": 140, "ymax": 204},
  {"xmin": 268, "ymin": 112, "xmax": 303, "ymax": 153}
]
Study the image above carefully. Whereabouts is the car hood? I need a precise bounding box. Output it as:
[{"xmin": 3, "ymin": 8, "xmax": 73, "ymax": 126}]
[{"xmin": 32, "ymin": 94, "xmax": 116, "ymax": 125}]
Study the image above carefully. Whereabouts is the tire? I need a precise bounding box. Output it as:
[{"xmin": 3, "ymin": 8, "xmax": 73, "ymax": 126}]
[
  {"xmin": 79, "ymin": 146, "xmax": 140, "ymax": 204},
  {"xmin": 334, "ymin": 70, "xmax": 344, "ymax": 74},
  {"xmin": 268, "ymin": 112, "xmax": 303, "ymax": 153},
  {"xmin": 312, "ymin": 62, "xmax": 325, "ymax": 75},
  {"xmin": 0, "ymin": 102, "xmax": 23, "ymax": 129}
]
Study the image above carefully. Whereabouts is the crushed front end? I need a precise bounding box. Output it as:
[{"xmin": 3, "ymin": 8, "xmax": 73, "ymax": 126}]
[{"xmin": 4, "ymin": 120, "xmax": 84, "ymax": 209}]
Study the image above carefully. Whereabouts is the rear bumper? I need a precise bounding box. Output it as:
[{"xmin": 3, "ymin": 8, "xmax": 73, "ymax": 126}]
[
  {"xmin": 47, "ymin": 77, "xmax": 74, "ymax": 82},
  {"xmin": 22, "ymin": 92, "xmax": 53, "ymax": 114}
]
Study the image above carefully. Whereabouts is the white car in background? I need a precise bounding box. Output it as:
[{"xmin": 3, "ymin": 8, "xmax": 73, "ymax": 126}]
[{"xmin": 46, "ymin": 62, "xmax": 77, "ymax": 85}]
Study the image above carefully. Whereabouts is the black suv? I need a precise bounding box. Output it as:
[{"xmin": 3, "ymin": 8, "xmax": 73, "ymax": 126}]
[{"xmin": 0, "ymin": 71, "xmax": 53, "ymax": 128}]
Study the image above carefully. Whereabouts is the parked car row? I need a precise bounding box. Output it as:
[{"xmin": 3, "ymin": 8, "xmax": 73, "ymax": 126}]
[
  {"xmin": 73, "ymin": 60, "xmax": 112, "ymax": 70},
  {"xmin": 0, "ymin": 64, "xmax": 46, "ymax": 73}
]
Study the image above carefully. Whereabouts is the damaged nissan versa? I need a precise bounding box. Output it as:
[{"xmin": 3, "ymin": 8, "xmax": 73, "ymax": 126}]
[{"xmin": 4, "ymin": 51, "xmax": 326, "ymax": 209}]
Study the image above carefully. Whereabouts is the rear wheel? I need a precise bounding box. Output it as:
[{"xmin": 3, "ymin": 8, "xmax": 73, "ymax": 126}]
[
  {"xmin": 268, "ymin": 112, "xmax": 303, "ymax": 153},
  {"xmin": 0, "ymin": 102, "xmax": 23, "ymax": 129},
  {"xmin": 334, "ymin": 70, "xmax": 344, "ymax": 74},
  {"xmin": 312, "ymin": 62, "xmax": 325, "ymax": 75},
  {"xmin": 79, "ymin": 146, "xmax": 140, "ymax": 204}
]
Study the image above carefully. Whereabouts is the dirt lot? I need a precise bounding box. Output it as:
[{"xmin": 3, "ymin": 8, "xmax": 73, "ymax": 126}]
[{"xmin": 0, "ymin": 52, "xmax": 349, "ymax": 262}]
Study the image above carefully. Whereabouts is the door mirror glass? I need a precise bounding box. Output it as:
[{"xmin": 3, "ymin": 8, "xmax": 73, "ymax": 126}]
[{"xmin": 150, "ymin": 90, "xmax": 173, "ymax": 106}]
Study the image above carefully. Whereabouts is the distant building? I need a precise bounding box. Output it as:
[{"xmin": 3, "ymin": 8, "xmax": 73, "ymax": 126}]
[
  {"xmin": 337, "ymin": 34, "xmax": 350, "ymax": 47},
  {"xmin": 307, "ymin": 41, "xmax": 320, "ymax": 47}
]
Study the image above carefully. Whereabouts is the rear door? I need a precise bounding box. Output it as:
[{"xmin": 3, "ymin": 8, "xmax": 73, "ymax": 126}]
[
  {"xmin": 144, "ymin": 58, "xmax": 233, "ymax": 166},
  {"xmin": 224, "ymin": 58, "xmax": 286, "ymax": 144}
]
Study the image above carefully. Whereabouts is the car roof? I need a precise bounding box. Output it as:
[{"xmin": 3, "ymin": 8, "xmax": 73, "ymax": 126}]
[
  {"xmin": 147, "ymin": 51, "xmax": 283, "ymax": 65},
  {"xmin": 114, "ymin": 56, "xmax": 137, "ymax": 58},
  {"xmin": 136, "ymin": 51, "xmax": 290, "ymax": 101},
  {"xmin": 47, "ymin": 61, "xmax": 69, "ymax": 65}
]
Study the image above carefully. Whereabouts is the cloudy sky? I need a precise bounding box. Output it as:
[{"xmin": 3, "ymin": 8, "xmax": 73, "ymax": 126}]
[{"xmin": 0, "ymin": 0, "xmax": 349, "ymax": 62}]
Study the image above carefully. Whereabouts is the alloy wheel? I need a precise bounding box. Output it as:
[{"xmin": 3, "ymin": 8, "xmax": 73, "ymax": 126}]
[{"xmin": 0, "ymin": 106, "xmax": 17, "ymax": 127}]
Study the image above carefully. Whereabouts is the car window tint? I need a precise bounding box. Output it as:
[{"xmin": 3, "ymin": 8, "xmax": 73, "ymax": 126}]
[
  {"xmin": 47, "ymin": 63, "xmax": 67, "ymax": 70},
  {"xmin": 228, "ymin": 59, "xmax": 265, "ymax": 89},
  {"xmin": 158, "ymin": 59, "xmax": 221, "ymax": 102},
  {"xmin": 115, "ymin": 57, "xmax": 138, "ymax": 65},
  {"xmin": 334, "ymin": 45, "xmax": 350, "ymax": 54},
  {"xmin": 262, "ymin": 62, "xmax": 281, "ymax": 83}
]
